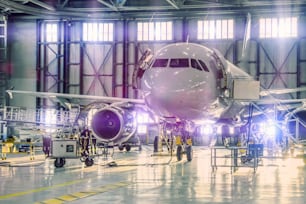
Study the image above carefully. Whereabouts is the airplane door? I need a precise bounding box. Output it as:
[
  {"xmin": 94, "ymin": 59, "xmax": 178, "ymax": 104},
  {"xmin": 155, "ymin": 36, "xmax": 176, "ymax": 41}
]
[{"xmin": 132, "ymin": 49, "xmax": 153, "ymax": 89}]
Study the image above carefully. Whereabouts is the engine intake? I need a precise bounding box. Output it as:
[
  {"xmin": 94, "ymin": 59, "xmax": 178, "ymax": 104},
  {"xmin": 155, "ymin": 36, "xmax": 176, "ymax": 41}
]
[{"xmin": 90, "ymin": 106, "xmax": 136, "ymax": 144}]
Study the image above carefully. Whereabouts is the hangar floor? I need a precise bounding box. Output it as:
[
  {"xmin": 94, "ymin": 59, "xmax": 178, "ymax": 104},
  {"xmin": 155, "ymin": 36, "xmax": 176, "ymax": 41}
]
[{"xmin": 0, "ymin": 145, "xmax": 305, "ymax": 204}]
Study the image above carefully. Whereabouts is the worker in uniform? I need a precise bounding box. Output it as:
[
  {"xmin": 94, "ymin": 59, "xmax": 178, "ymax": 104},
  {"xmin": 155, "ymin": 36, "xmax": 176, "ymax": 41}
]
[
  {"xmin": 221, "ymin": 124, "xmax": 230, "ymax": 147},
  {"xmin": 90, "ymin": 130, "xmax": 97, "ymax": 154},
  {"xmin": 42, "ymin": 135, "xmax": 51, "ymax": 157},
  {"xmin": 80, "ymin": 127, "xmax": 90, "ymax": 157}
]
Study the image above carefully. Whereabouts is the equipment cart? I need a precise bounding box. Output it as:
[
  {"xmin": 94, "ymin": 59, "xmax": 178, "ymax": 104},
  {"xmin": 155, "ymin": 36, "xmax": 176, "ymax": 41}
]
[{"xmin": 51, "ymin": 139, "xmax": 94, "ymax": 168}]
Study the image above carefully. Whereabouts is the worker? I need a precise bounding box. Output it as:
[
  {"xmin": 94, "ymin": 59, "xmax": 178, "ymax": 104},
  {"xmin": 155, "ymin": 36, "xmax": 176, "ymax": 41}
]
[
  {"xmin": 90, "ymin": 130, "xmax": 97, "ymax": 154},
  {"xmin": 42, "ymin": 135, "xmax": 51, "ymax": 157},
  {"xmin": 221, "ymin": 124, "xmax": 230, "ymax": 147},
  {"xmin": 80, "ymin": 127, "xmax": 90, "ymax": 156}
]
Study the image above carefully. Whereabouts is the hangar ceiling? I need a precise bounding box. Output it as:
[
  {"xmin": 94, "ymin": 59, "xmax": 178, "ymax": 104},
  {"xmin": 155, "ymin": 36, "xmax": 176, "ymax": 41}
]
[{"xmin": 0, "ymin": 0, "xmax": 306, "ymax": 19}]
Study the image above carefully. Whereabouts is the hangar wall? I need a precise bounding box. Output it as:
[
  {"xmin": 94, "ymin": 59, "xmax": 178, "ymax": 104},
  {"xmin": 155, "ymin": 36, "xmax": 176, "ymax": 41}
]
[
  {"xmin": 7, "ymin": 19, "xmax": 36, "ymax": 108},
  {"xmin": 5, "ymin": 14, "xmax": 306, "ymax": 108}
]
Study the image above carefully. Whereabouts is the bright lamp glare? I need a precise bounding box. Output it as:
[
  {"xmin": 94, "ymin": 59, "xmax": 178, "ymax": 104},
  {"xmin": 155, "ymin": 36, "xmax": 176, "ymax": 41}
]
[
  {"xmin": 229, "ymin": 126, "xmax": 234, "ymax": 135},
  {"xmin": 45, "ymin": 109, "xmax": 56, "ymax": 125},
  {"xmin": 266, "ymin": 125, "xmax": 276, "ymax": 137},
  {"xmin": 201, "ymin": 125, "xmax": 213, "ymax": 135},
  {"xmin": 257, "ymin": 121, "xmax": 276, "ymax": 138},
  {"xmin": 258, "ymin": 123, "xmax": 266, "ymax": 133},
  {"xmin": 137, "ymin": 125, "xmax": 147, "ymax": 134},
  {"xmin": 266, "ymin": 121, "xmax": 276, "ymax": 137},
  {"xmin": 137, "ymin": 113, "xmax": 149, "ymax": 124}
]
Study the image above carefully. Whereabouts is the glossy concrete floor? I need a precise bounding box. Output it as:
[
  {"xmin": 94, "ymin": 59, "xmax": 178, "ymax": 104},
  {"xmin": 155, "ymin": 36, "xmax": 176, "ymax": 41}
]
[{"xmin": 0, "ymin": 145, "xmax": 306, "ymax": 204}]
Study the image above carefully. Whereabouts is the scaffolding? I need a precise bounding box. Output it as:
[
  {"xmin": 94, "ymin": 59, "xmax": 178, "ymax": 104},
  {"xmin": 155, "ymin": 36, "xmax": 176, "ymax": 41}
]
[
  {"xmin": 2, "ymin": 106, "xmax": 80, "ymax": 129},
  {"xmin": 0, "ymin": 16, "xmax": 7, "ymax": 107}
]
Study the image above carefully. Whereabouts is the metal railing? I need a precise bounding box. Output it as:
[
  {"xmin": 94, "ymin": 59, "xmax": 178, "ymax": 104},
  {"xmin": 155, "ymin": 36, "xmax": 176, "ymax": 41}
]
[{"xmin": 2, "ymin": 106, "xmax": 80, "ymax": 127}]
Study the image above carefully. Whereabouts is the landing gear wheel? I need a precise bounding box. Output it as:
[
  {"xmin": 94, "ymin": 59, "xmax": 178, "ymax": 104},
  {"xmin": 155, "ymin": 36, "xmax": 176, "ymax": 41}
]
[
  {"xmin": 186, "ymin": 146, "xmax": 193, "ymax": 161},
  {"xmin": 54, "ymin": 158, "xmax": 65, "ymax": 168},
  {"xmin": 125, "ymin": 144, "xmax": 131, "ymax": 152},
  {"xmin": 85, "ymin": 157, "xmax": 94, "ymax": 167},
  {"xmin": 118, "ymin": 145, "xmax": 124, "ymax": 151},
  {"xmin": 176, "ymin": 145, "xmax": 183, "ymax": 161},
  {"xmin": 153, "ymin": 136, "xmax": 159, "ymax": 152}
]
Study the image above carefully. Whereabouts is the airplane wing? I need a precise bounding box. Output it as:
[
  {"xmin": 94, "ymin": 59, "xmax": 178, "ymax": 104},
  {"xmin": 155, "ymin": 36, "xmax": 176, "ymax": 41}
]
[{"xmin": 6, "ymin": 90, "xmax": 145, "ymax": 107}]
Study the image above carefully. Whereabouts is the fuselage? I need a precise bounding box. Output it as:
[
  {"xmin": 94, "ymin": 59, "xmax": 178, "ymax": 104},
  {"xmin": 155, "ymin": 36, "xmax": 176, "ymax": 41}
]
[{"xmin": 140, "ymin": 43, "xmax": 253, "ymax": 122}]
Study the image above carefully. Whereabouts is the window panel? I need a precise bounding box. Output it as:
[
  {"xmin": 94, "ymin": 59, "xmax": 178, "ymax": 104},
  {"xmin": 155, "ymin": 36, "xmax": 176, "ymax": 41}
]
[
  {"xmin": 92, "ymin": 23, "xmax": 98, "ymax": 41},
  {"xmin": 259, "ymin": 19, "xmax": 265, "ymax": 38},
  {"xmin": 292, "ymin": 17, "xmax": 297, "ymax": 37},
  {"xmin": 197, "ymin": 21, "xmax": 203, "ymax": 40},
  {"xmin": 143, "ymin": 23, "xmax": 149, "ymax": 41},
  {"xmin": 137, "ymin": 23, "xmax": 143, "ymax": 41},
  {"xmin": 259, "ymin": 17, "xmax": 297, "ymax": 38},
  {"xmin": 46, "ymin": 23, "xmax": 57, "ymax": 42},
  {"xmin": 149, "ymin": 22, "xmax": 154, "ymax": 40},
  {"xmin": 266, "ymin": 18, "xmax": 272, "ymax": 38},
  {"xmin": 137, "ymin": 21, "xmax": 173, "ymax": 41},
  {"xmin": 209, "ymin": 20, "xmax": 215, "ymax": 39},
  {"xmin": 203, "ymin": 21, "xmax": 209, "ymax": 39},
  {"xmin": 197, "ymin": 19, "xmax": 234, "ymax": 40},
  {"xmin": 155, "ymin": 22, "xmax": 161, "ymax": 41},
  {"xmin": 216, "ymin": 20, "xmax": 221, "ymax": 39},
  {"xmin": 167, "ymin": 21, "xmax": 172, "ymax": 40},
  {"xmin": 271, "ymin": 18, "xmax": 278, "ymax": 38},
  {"xmin": 161, "ymin": 22, "xmax": 167, "ymax": 40},
  {"xmin": 227, "ymin": 19, "xmax": 234, "ymax": 39},
  {"xmin": 221, "ymin": 20, "xmax": 227, "ymax": 39},
  {"xmin": 83, "ymin": 22, "xmax": 114, "ymax": 42}
]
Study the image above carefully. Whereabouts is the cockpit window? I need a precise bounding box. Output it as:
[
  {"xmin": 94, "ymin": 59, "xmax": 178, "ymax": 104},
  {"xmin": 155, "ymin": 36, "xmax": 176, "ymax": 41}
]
[
  {"xmin": 191, "ymin": 59, "xmax": 201, "ymax": 71},
  {"xmin": 152, "ymin": 59, "xmax": 168, "ymax": 67},
  {"xmin": 198, "ymin": 60, "xmax": 210, "ymax": 72},
  {"xmin": 169, "ymin": 58, "xmax": 189, "ymax": 68}
]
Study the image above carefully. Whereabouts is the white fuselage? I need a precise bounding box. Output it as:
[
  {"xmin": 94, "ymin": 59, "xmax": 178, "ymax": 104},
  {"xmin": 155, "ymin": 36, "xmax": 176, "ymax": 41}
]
[{"xmin": 140, "ymin": 43, "xmax": 253, "ymax": 122}]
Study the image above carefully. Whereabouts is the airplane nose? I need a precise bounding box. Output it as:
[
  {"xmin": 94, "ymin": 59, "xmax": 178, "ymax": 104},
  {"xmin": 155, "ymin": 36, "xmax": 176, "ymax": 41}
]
[
  {"xmin": 142, "ymin": 69, "xmax": 201, "ymax": 93},
  {"xmin": 140, "ymin": 68, "xmax": 213, "ymax": 118},
  {"xmin": 143, "ymin": 68, "xmax": 210, "ymax": 93}
]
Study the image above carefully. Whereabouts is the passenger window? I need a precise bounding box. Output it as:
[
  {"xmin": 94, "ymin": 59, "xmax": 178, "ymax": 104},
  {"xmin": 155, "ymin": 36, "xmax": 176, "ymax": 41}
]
[
  {"xmin": 169, "ymin": 58, "xmax": 189, "ymax": 68},
  {"xmin": 191, "ymin": 59, "xmax": 203, "ymax": 71},
  {"xmin": 152, "ymin": 59, "xmax": 168, "ymax": 67},
  {"xmin": 198, "ymin": 60, "xmax": 210, "ymax": 72}
]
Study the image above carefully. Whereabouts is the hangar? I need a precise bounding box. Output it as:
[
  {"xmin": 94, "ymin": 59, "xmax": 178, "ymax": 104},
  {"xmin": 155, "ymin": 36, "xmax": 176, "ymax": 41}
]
[{"xmin": 1, "ymin": 0, "xmax": 306, "ymax": 203}]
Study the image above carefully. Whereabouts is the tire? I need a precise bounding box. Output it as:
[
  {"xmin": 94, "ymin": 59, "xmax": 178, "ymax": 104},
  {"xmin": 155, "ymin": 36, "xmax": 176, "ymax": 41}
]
[
  {"xmin": 85, "ymin": 157, "xmax": 94, "ymax": 167},
  {"xmin": 54, "ymin": 158, "xmax": 65, "ymax": 168},
  {"xmin": 118, "ymin": 145, "xmax": 124, "ymax": 151},
  {"xmin": 153, "ymin": 136, "xmax": 159, "ymax": 152},
  {"xmin": 176, "ymin": 145, "xmax": 182, "ymax": 161},
  {"xmin": 125, "ymin": 144, "xmax": 131, "ymax": 152},
  {"xmin": 186, "ymin": 146, "xmax": 193, "ymax": 162}
]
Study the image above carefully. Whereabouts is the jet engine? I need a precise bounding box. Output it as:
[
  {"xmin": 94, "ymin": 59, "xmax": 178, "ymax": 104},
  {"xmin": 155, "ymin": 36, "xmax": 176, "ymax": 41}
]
[
  {"xmin": 90, "ymin": 106, "xmax": 137, "ymax": 145},
  {"xmin": 285, "ymin": 107, "xmax": 306, "ymax": 140}
]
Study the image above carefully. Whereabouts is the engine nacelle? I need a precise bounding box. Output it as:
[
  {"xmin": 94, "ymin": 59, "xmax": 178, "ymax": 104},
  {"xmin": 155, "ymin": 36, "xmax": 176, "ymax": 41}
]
[
  {"xmin": 90, "ymin": 106, "xmax": 137, "ymax": 144},
  {"xmin": 285, "ymin": 107, "xmax": 306, "ymax": 140}
]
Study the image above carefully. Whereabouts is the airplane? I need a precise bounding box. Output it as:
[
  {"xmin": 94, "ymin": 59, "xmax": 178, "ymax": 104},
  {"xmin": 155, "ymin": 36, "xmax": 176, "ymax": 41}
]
[{"xmin": 6, "ymin": 42, "xmax": 306, "ymax": 163}]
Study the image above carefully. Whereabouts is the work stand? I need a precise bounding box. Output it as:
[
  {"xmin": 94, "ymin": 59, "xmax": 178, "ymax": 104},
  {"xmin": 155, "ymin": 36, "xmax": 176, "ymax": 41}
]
[{"xmin": 211, "ymin": 144, "xmax": 263, "ymax": 173}]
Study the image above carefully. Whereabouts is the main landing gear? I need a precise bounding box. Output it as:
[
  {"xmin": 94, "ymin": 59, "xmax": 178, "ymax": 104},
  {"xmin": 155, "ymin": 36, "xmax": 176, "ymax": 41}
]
[{"xmin": 156, "ymin": 121, "xmax": 194, "ymax": 162}]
